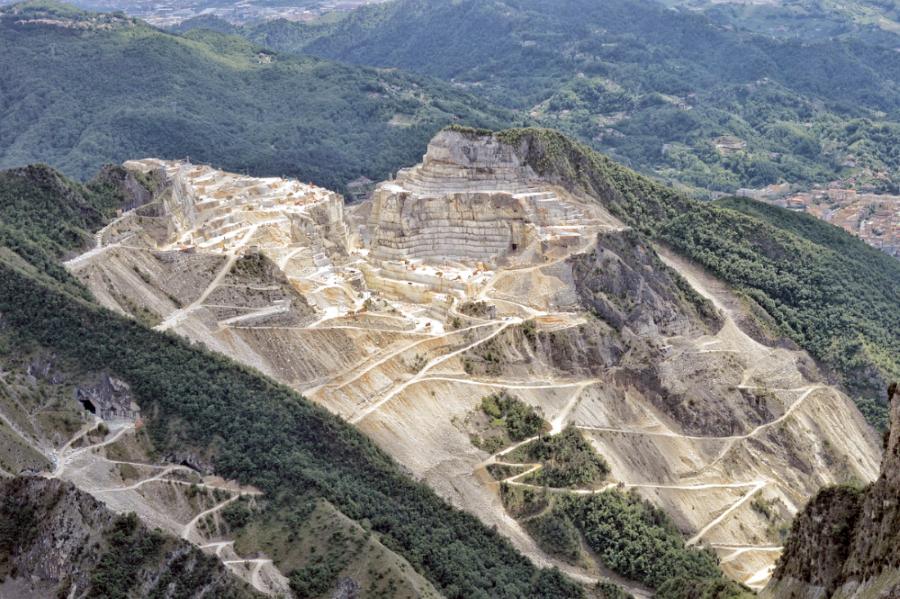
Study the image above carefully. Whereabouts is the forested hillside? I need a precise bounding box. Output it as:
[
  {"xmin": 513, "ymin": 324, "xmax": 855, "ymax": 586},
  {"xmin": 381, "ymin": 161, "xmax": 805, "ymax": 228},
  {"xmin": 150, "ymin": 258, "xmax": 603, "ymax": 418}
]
[
  {"xmin": 662, "ymin": 199, "xmax": 899, "ymax": 426},
  {"xmin": 224, "ymin": 0, "xmax": 900, "ymax": 194},
  {"xmin": 0, "ymin": 163, "xmax": 135, "ymax": 299},
  {"xmin": 0, "ymin": 1, "xmax": 513, "ymax": 191}
]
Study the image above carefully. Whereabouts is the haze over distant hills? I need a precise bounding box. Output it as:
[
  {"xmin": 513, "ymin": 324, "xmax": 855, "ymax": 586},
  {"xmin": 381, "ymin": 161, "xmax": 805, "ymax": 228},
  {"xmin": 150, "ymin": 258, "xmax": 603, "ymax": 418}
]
[
  {"xmin": 0, "ymin": 0, "xmax": 391, "ymax": 26},
  {"xmin": 213, "ymin": 0, "xmax": 900, "ymax": 198},
  {"xmin": 5, "ymin": 0, "xmax": 900, "ymax": 201},
  {"xmin": 0, "ymin": 1, "xmax": 511, "ymax": 191},
  {"xmin": 10, "ymin": 0, "xmax": 896, "ymax": 42},
  {"xmin": 657, "ymin": 0, "xmax": 900, "ymax": 43}
]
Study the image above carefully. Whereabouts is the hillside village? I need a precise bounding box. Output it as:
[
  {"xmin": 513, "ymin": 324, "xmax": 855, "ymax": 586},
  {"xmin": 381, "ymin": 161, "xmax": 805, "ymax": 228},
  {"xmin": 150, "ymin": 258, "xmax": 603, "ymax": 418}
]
[{"xmin": 737, "ymin": 184, "xmax": 899, "ymax": 258}]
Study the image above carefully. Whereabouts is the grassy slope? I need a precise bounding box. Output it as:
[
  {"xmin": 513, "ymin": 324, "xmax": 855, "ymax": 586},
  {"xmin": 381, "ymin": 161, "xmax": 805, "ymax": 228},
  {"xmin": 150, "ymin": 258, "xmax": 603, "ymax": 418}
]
[
  {"xmin": 0, "ymin": 164, "xmax": 582, "ymax": 598},
  {"xmin": 230, "ymin": 0, "xmax": 900, "ymax": 193},
  {"xmin": 492, "ymin": 127, "xmax": 899, "ymax": 426},
  {"xmin": 232, "ymin": 497, "xmax": 443, "ymax": 598},
  {"xmin": 0, "ymin": 1, "xmax": 514, "ymax": 191}
]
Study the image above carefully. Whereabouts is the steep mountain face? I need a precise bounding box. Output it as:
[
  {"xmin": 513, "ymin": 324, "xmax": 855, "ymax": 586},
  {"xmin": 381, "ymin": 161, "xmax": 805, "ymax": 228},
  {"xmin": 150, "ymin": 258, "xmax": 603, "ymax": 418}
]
[
  {"xmin": 219, "ymin": 0, "xmax": 900, "ymax": 194},
  {"xmin": 569, "ymin": 229, "xmax": 722, "ymax": 338},
  {"xmin": 0, "ymin": 477, "xmax": 257, "ymax": 598},
  {"xmin": 477, "ymin": 128, "xmax": 899, "ymax": 423},
  {"xmin": 54, "ymin": 128, "xmax": 889, "ymax": 594},
  {"xmin": 0, "ymin": 159, "xmax": 584, "ymax": 598},
  {"xmin": 763, "ymin": 383, "xmax": 900, "ymax": 598},
  {"xmin": 0, "ymin": 1, "xmax": 512, "ymax": 191}
]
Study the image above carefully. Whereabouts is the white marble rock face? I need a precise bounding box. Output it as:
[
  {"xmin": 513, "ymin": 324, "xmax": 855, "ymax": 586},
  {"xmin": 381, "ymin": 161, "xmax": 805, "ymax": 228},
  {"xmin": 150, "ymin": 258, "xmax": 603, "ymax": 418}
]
[{"xmin": 367, "ymin": 131, "xmax": 588, "ymax": 264}]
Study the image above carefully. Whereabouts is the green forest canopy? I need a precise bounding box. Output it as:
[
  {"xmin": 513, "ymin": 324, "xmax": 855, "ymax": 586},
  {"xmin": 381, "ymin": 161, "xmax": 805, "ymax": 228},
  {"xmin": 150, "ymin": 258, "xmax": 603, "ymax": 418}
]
[
  {"xmin": 229, "ymin": 0, "xmax": 900, "ymax": 194},
  {"xmin": 0, "ymin": 1, "xmax": 514, "ymax": 192}
]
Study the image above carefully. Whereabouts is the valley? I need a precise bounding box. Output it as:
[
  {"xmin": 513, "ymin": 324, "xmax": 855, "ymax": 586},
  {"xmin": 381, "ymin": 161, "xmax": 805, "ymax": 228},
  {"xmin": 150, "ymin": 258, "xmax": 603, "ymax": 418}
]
[
  {"xmin": 222, "ymin": 0, "xmax": 900, "ymax": 198},
  {"xmin": 0, "ymin": 1, "xmax": 511, "ymax": 192},
  {"xmin": 57, "ymin": 129, "xmax": 883, "ymax": 593}
]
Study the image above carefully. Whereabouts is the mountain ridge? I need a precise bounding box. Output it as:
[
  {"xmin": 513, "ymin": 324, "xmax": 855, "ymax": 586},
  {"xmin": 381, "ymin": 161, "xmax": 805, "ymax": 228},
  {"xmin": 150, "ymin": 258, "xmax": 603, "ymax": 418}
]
[
  {"xmin": 212, "ymin": 0, "xmax": 900, "ymax": 195},
  {"xmin": 0, "ymin": 125, "xmax": 895, "ymax": 596},
  {"xmin": 473, "ymin": 127, "xmax": 899, "ymax": 417},
  {"xmin": 54, "ymin": 127, "xmax": 888, "ymax": 592},
  {"xmin": 0, "ymin": 0, "xmax": 515, "ymax": 191}
]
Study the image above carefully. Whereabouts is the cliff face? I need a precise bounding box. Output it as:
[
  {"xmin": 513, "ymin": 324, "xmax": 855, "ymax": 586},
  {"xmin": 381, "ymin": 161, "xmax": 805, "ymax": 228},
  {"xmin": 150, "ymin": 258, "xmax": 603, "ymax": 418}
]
[
  {"xmin": 764, "ymin": 383, "xmax": 900, "ymax": 599},
  {"xmin": 0, "ymin": 477, "xmax": 256, "ymax": 599},
  {"xmin": 365, "ymin": 129, "xmax": 619, "ymax": 264},
  {"xmin": 569, "ymin": 229, "xmax": 722, "ymax": 337}
]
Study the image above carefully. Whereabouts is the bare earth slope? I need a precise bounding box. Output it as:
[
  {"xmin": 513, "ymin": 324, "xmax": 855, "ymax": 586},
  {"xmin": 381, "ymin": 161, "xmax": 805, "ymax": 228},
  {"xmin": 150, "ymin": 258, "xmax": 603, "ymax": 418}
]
[
  {"xmin": 762, "ymin": 384, "xmax": 900, "ymax": 599},
  {"xmin": 66, "ymin": 130, "xmax": 882, "ymax": 592}
]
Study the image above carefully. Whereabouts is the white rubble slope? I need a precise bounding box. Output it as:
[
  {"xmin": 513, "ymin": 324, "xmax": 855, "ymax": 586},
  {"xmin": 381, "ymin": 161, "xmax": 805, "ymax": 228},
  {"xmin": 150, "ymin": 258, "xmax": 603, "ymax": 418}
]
[{"xmin": 65, "ymin": 130, "xmax": 882, "ymax": 593}]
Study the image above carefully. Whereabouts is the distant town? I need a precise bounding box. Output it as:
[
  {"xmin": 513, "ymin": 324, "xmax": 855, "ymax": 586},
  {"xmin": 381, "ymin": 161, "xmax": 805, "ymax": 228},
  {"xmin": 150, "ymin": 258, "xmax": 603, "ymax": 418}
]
[{"xmin": 737, "ymin": 183, "xmax": 899, "ymax": 259}]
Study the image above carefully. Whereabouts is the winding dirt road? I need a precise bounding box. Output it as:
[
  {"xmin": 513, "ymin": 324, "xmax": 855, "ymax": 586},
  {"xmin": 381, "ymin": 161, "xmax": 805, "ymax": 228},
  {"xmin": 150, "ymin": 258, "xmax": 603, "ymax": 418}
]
[{"xmin": 350, "ymin": 319, "xmax": 520, "ymax": 424}]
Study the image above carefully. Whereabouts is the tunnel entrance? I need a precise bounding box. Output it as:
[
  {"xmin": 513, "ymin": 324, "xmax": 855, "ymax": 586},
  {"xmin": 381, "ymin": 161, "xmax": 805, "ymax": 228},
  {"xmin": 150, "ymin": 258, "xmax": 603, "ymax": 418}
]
[{"xmin": 79, "ymin": 398, "xmax": 97, "ymax": 414}]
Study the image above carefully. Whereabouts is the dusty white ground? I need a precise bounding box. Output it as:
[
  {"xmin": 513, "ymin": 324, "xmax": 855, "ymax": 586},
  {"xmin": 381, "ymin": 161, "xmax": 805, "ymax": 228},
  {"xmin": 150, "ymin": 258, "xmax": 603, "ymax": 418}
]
[{"xmin": 56, "ymin": 149, "xmax": 883, "ymax": 594}]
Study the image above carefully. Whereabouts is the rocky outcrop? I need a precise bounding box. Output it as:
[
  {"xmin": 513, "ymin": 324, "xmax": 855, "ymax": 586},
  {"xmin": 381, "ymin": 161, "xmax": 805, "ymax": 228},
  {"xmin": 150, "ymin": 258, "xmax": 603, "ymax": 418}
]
[
  {"xmin": 25, "ymin": 353, "xmax": 64, "ymax": 384},
  {"xmin": 205, "ymin": 252, "xmax": 315, "ymax": 326},
  {"xmin": 365, "ymin": 129, "xmax": 614, "ymax": 264},
  {"xmin": 122, "ymin": 158, "xmax": 347, "ymax": 253},
  {"xmin": 764, "ymin": 383, "xmax": 900, "ymax": 599},
  {"xmin": 368, "ymin": 188, "xmax": 532, "ymax": 261},
  {"xmin": 75, "ymin": 373, "xmax": 140, "ymax": 421},
  {"xmin": 0, "ymin": 477, "xmax": 256, "ymax": 598},
  {"xmin": 570, "ymin": 229, "xmax": 722, "ymax": 337},
  {"xmin": 766, "ymin": 486, "xmax": 866, "ymax": 596},
  {"xmin": 24, "ymin": 339, "xmax": 140, "ymax": 426},
  {"xmin": 462, "ymin": 318, "xmax": 628, "ymax": 379},
  {"xmin": 89, "ymin": 164, "xmax": 159, "ymax": 212}
]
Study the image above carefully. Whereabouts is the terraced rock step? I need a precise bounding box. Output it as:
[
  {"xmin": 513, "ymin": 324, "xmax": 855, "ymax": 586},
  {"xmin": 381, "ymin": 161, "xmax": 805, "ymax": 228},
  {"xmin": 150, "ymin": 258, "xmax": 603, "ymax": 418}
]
[{"xmin": 368, "ymin": 130, "xmax": 618, "ymax": 265}]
